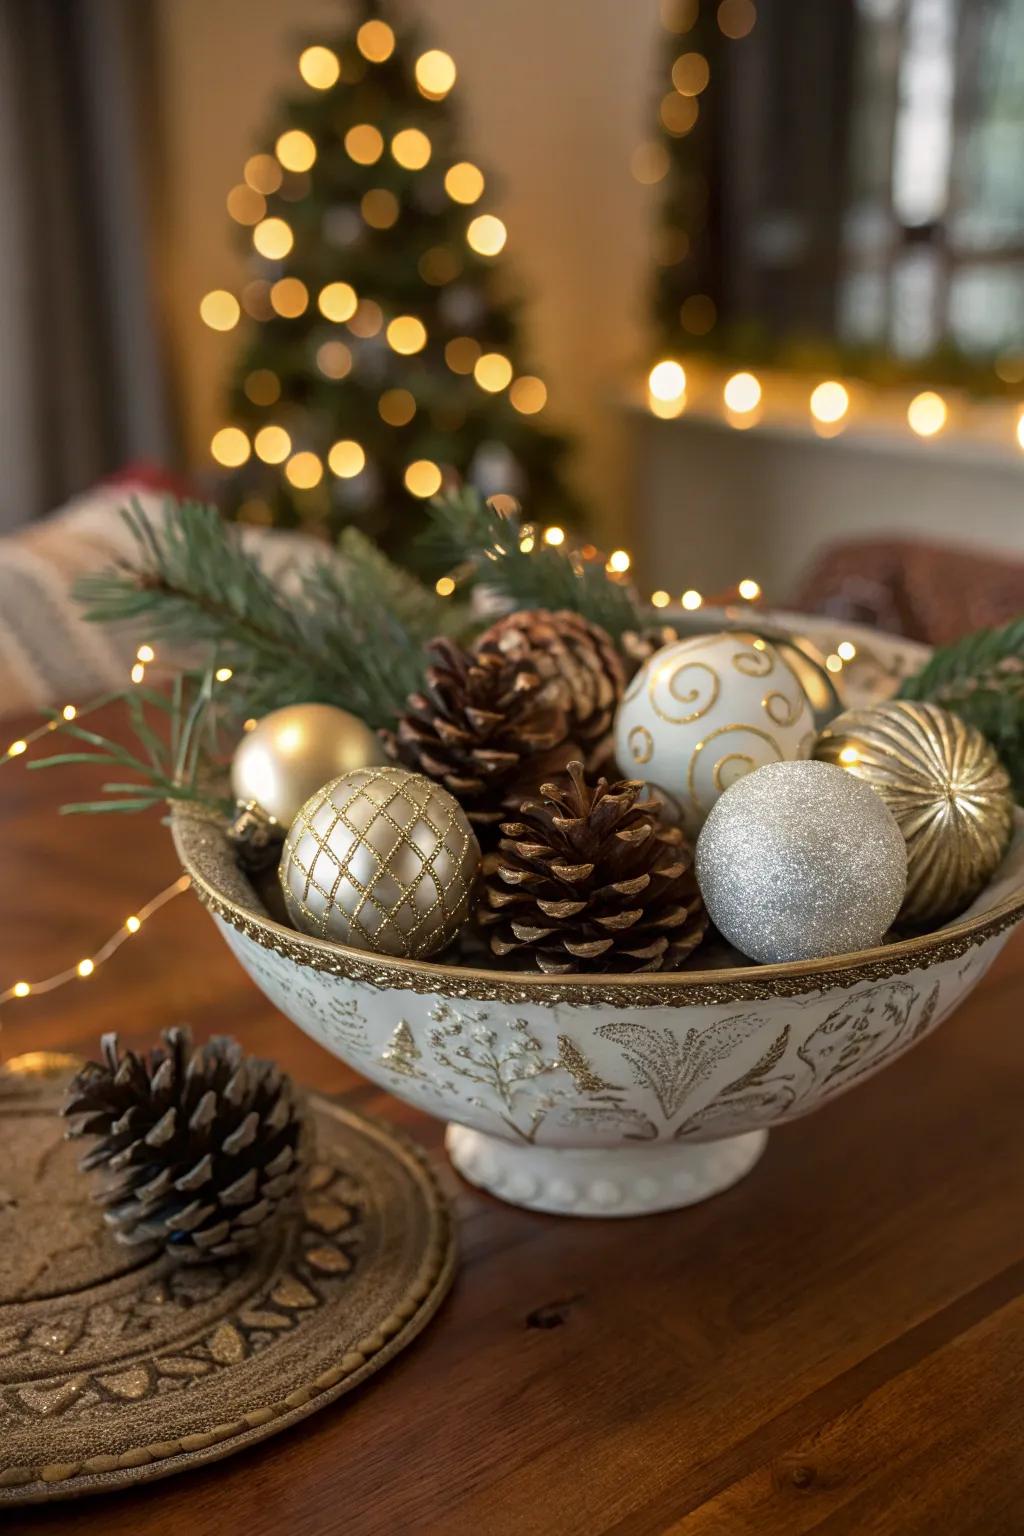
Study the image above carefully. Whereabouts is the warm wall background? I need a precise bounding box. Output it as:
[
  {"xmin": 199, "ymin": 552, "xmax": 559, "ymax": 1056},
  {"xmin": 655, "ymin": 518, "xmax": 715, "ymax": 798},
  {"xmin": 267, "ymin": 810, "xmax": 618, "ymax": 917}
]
[{"xmin": 153, "ymin": 0, "xmax": 663, "ymax": 544}]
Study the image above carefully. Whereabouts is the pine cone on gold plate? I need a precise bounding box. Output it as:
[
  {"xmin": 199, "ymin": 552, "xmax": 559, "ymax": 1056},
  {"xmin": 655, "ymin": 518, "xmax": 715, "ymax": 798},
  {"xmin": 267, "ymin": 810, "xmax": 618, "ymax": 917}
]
[
  {"xmin": 64, "ymin": 1027, "xmax": 307, "ymax": 1262},
  {"xmin": 478, "ymin": 761, "xmax": 708, "ymax": 973},
  {"xmin": 475, "ymin": 609, "xmax": 625, "ymax": 768},
  {"xmin": 382, "ymin": 636, "xmax": 577, "ymax": 839}
]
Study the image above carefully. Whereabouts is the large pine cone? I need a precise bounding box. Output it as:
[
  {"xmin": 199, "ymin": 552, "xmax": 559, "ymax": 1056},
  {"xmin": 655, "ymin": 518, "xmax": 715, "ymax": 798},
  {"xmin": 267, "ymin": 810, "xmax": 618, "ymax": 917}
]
[
  {"xmin": 64, "ymin": 1028, "xmax": 307, "ymax": 1262},
  {"xmin": 475, "ymin": 610, "xmax": 625, "ymax": 767},
  {"xmin": 478, "ymin": 761, "xmax": 708, "ymax": 974},
  {"xmin": 382, "ymin": 635, "xmax": 578, "ymax": 839}
]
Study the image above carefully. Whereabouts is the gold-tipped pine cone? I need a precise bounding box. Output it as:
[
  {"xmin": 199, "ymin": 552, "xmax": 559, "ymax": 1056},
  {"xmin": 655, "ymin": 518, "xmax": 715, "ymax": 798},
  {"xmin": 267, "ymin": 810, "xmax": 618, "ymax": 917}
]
[{"xmin": 814, "ymin": 700, "xmax": 1014, "ymax": 926}]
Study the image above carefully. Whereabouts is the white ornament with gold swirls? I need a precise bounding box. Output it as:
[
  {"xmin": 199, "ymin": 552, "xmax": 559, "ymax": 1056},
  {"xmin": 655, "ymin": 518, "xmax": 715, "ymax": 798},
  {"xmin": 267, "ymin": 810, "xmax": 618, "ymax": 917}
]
[{"xmin": 614, "ymin": 631, "xmax": 814, "ymax": 838}]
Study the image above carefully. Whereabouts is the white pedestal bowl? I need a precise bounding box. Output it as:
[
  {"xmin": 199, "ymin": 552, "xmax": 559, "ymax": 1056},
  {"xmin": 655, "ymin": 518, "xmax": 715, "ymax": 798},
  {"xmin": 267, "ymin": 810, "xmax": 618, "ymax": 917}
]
[{"xmin": 173, "ymin": 809, "xmax": 1024, "ymax": 1218}]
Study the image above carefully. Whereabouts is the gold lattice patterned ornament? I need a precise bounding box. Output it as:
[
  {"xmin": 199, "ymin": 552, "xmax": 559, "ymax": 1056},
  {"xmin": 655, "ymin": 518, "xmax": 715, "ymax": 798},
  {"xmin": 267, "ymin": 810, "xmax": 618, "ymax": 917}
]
[
  {"xmin": 279, "ymin": 766, "xmax": 481, "ymax": 958},
  {"xmin": 814, "ymin": 700, "xmax": 1014, "ymax": 926}
]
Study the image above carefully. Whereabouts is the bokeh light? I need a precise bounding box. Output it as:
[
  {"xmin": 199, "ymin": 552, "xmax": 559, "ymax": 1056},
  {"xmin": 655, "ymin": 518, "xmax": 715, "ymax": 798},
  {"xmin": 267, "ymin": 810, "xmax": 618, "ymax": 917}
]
[
  {"xmin": 738, "ymin": 578, "xmax": 761, "ymax": 600},
  {"xmin": 378, "ymin": 388, "xmax": 417, "ymax": 426},
  {"xmin": 299, "ymin": 46, "xmax": 341, "ymax": 89},
  {"xmin": 244, "ymin": 154, "xmax": 282, "ymax": 194},
  {"xmin": 648, "ymin": 360, "xmax": 687, "ymax": 401},
  {"xmin": 328, "ymin": 440, "xmax": 366, "ymax": 478},
  {"xmin": 386, "ymin": 315, "xmax": 427, "ymax": 354},
  {"xmin": 405, "ymin": 459, "xmax": 443, "ymax": 497},
  {"xmin": 269, "ymin": 277, "xmax": 309, "ymax": 317},
  {"xmin": 444, "ymin": 336, "xmax": 480, "ymax": 374},
  {"xmin": 345, "ymin": 124, "xmax": 384, "ymax": 165},
  {"xmin": 316, "ymin": 341, "xmax": 352, "ymax": 379},
  {"xmin": 466, "ymin": 214, "xmax": 507, "ymax": 256},
  {"xmin": 473, "ymin": 352, "xmax": 513, "ymax": 392},
  {"xmin": 907, "ymin": 391, "xmax": 948, "ymax": 437},
  {"xmin": 608, "ymin": 550, "xmax": 631, "ymax": 573},
  {"xmin": 285, "ymin": 452, "xmax": 324, "ymax": 489},
  {"xmin": 631, "ymin": 142, "xmax": 670, "ymax": 184},
  {"xmin": 211, "ymin": 428, "xmax": 250, "ymax": 467},
  {"xmin": 392, "ymin": 128, "xmax": 432, "ymax": 169},
  {"xmin": 718, "ymin": 0, "xmax": 757, "ymax": 38},
  {"xmin": 318, "ymin": 281, "xmax": 358, "ymax": 322},
  {"xmin": 253, "ymin": 218, "xmax": 293, "ymax": 259},
  {"xmin": 226, "ymin": 185, "xmax": 266, "ymax": 225},
  {"xmin": 681, "ymin": 589, "xmax": 703, "ymax": 610},
  {"xmin": 543, "ymin": 526, "xmax": 565, "ymax": 547},
  {"xmin": 275, "ymin": 130, "xmax": 317, "ymax": 173},
  {"xmin": 723, "ymin": 371, "xmax": 761, "ymax": 412},
  {"xmin": 419, "ymin": 245, "xmax": 461, "ymax": 285},
  {"xmin": 659, "ymin": 93, "xmax": 699, "ymax": 136},
  {"xmin": 348, "ymin": 298, "xmax": 384, "ymax": 337},
  {"xmin": 254, "ymin": 425, "xmax": 291, "ymax": 463},
  {"xmin": 415, "ymin": 50, "xmax": 457, "ymax": 99},
  {"xmin": 445, "ymin": 162, "xmax": 485, "ymax": 204},
  {"xmin": 244, "ymin": 369, "xmax": 280, "ymax": 405},
  {"xmin": 809, "ymin": 380, "xmax": 850, "ymax": 425},
  {"xmin": 357, "ymin": 20, "xmax": 395, "ymax": 62},
  {"xmin": 672, "ymin": 51, "xmax": 710, "ymax": 95},
  {"xmin": 199, "ymin": 290, "xmax": 240, "ymax": 331},
  {"xmin": 510, "ymin": 376, "xmax": 547, "ymax": 414},
  {"xmin": 361, "ymin": 188, "xmax": 400, "ymax": 228}
]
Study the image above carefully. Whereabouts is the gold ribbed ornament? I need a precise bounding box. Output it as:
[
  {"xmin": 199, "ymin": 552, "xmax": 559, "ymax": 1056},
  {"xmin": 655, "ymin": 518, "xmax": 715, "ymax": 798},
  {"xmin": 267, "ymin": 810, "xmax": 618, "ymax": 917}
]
[{"xmin": 814, "ymin": 700, "xmax": 1013, "ymax": 926}]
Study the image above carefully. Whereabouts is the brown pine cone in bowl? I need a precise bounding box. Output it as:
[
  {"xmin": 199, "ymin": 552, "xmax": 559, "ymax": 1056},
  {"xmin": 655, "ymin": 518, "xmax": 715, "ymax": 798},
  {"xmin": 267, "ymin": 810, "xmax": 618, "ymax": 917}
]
[{"xmin": 478, "ymin": 760, "xmax": 708, "ymax": 974}]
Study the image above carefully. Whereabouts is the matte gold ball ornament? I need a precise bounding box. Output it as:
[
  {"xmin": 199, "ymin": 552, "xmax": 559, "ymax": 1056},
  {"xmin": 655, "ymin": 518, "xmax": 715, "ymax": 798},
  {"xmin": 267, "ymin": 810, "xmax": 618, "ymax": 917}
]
[
  {"xmin": 814, "ymin": 700, "xmax": 1014, "ymax": 926},
  {"xmin": 231, "ymin": 703, "xmax": 383, "ymax": 828},
  {"xmin": 279, "ymin": 766, "xmax": 480, "ymax": 958}
]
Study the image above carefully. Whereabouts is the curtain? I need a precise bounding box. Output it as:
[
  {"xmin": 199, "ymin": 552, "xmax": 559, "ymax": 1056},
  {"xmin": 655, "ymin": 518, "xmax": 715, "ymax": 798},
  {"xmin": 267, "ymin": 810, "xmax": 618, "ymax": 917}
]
[{"xmin": 0, "ymin": 0, "xmax": 176, "ymax": 532}]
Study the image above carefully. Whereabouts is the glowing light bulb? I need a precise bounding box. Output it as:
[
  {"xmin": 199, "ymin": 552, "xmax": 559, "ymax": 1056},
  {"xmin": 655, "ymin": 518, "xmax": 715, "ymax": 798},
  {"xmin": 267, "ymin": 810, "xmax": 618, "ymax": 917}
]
[
  {"xmin": 6, "ymin": 739, "xmax": 27, "ymax": 757},
  {"xmin": 392, "ymin": 128, "xmax": 432, "ymax": 170},
  {"xmin": 608, "ymin": 550, "xmax": 631, "ymax": 573},
  {"xmin": 473, "ymin": 352, "xmax": 513, "ymax": 392},
  {"xmin": 386, "ymin": 315, "xmax": 427, "ymax": 354},
  {"xmin": 252, "ymin": 218, "xmax": 293, "ymax": 259},
  {"xmin": 328, "ymin": 440, "xmax": 366, "ymax": 478},
  {"xmin": 13, "ymin": 981, "xmax": 30, "ymax": 998},
  {"xmin": 415, "ymin": 49, "xmax": 457, "ymax": 98},
  {"xmin": 62, "ymin": 703, "xmax": 78, "ymax": 720},
  {"xmin": 837, "ymin": 641, "xmax": 857, "ymax": 661},
  {"xmin": 1017, "ymin": 410, "xmax": 1024, "ymax": 451},
  {"xmin": 345, "ymin": 124, "xmax": 384, "ymax": 165},
  {"xmin": 135, "ymin": 645, "xmax": 155, "ymax": 664},
  {"xmin": 810, "ymin": 380, "xmax": 850, "ymax": 425},
  {"xmin": 651, "ymin": 590, "xmax": 670, "ymax": 608},
  {"xmin": 648, "ymin": 360, "xmax": 686, "ymax": 401},
  {"xmin": 125, "ymin": 915, "xmax": 142, "ymax": 934},
  {"xmin": 405, "ymin": 460, "xmax": 443, "ymax": 498},
  {"xmin": 357, "ymin": 19, "xmax": 395, "ymax": 62},
  {"xmin": 318, "ymin": 281, "xmax": 357, "ymax": 322},
  {"xmin": 285, "ymin": 452, "xmax": 324, "ymax": 489},
  {"xmin": 435, "ymin": 576, "xmax": 456, "ymax": 596},
  {"xmin": 299, "ymin": 45, "xmax": 340, "ymax": 90},
  {"xmin": 839, "ymin": 745, "xmax": 860, "ymax": 765},
  {"xmin": 543, "ymin": 526, "xmax": 565, "ymax": 547},
  {"xmin": 738, "ymin": 578, "xmax": 761, "ymax": 600},
  {"xmin": 466, "ymin": 214, "xmax": 507, "ymax": 256},
  {"xmin": 210, "ymin": 427, "xmax": 250, "ymax": 467},
  {"xmin": 681, "ymin": 589, "xmax": 702, "ymax": 610},
  {"xmin": 130, "ymin": 662, "xmax": 145, "ymax": 684},
  {"xmin": 445, "ymin": 162, "xmax": 485, "ymax": 204},
  {"xmin": 723, "ymin": 371, "xmax": 761, "ymax": 413},
  {"xmin": 199, "ymin": 290, "xmax": 240, "ymax": 331},
  {"xmin": 77, "ymin": 959, "xmax": 95, "ymax": 978},
  {"xmin": 275, "ymin": 129, "xmax": 317, "ymax": 173},
  {"xmin": 907, "ymin": 391, "xmax": 948, "ymax": 437},
  {"xmin": 254, "ymin": 425, "xmax": 291, "ymax": 464},
  {"xmin": 215, "ymin": 667, "xmax": 233, "ymax": 683},
  {"xmin": 825, "ymin": 653, "xmax": 844, "ymax": 673},
  {"xmin": 509, "ymin": 376, "xmax": 547, "ymax": 415}
]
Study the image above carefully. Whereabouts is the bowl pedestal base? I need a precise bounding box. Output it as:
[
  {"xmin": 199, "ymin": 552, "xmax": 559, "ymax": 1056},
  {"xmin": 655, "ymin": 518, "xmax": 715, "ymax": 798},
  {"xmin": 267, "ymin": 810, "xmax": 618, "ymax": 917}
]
[{"xmin": 445, "ymin": 1124, "xmax": 768, "ymax": 1217}]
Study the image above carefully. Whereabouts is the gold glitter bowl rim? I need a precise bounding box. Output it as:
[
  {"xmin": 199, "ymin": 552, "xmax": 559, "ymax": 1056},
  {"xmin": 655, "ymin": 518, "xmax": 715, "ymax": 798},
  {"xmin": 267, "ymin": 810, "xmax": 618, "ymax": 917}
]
[{"xmin": 172, "ymin": 806, "xmax": 1024, "ymax": 1008}]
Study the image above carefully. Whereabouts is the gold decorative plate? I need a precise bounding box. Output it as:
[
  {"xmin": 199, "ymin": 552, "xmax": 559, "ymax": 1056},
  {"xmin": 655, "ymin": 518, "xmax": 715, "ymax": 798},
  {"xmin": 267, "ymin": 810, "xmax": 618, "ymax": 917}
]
[{"xmin": 0, "ymin": 1055, "xmax": 455, "ymax": 1505}]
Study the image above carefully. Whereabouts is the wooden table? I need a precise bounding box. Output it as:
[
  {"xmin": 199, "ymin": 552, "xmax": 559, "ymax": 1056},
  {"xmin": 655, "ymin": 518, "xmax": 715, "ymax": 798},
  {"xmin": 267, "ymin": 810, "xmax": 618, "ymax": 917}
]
[{"xmin": 4, "ymin": 711, "xmax": 1024, "ymax": 1535}]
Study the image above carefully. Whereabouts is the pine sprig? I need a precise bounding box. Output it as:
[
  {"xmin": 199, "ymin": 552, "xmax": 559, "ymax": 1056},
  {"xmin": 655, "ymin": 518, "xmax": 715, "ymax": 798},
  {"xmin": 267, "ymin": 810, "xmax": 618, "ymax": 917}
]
[
  {"xmin": 75, "ymin": 499, "xmax": 440, "ymax": 729},
  {"xmin": 899, "ymin": 616, "xmax": 1024, "ymax": 798},
  {"xmin": 28, "ymin": 671, "xmax": 235, "ymax": 817},
  {"xmin": 421, "ymin": 488, "xmax": 644, "ymax": 641}
]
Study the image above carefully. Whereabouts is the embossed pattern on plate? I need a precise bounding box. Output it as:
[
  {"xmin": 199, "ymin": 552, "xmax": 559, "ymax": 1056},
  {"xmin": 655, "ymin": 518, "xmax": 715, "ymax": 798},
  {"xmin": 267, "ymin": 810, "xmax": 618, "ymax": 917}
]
[{"xmin": 0, "ymin": 1062, "xmax": 454, "ymax": 1505}]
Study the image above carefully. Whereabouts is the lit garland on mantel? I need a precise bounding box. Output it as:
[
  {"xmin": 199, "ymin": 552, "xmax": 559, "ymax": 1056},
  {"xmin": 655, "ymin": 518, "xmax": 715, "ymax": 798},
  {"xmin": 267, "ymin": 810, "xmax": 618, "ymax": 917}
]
[{"xmin": 640, "ymin": 1, "xmax": 1024, "ymax": 448}]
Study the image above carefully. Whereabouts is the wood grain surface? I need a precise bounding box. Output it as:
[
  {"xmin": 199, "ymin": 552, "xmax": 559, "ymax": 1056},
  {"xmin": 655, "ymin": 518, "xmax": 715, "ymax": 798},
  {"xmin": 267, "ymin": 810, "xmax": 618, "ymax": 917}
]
[{"xmin": 3, "ymin": 708, "xmax": 1023, "ymax": 1536}]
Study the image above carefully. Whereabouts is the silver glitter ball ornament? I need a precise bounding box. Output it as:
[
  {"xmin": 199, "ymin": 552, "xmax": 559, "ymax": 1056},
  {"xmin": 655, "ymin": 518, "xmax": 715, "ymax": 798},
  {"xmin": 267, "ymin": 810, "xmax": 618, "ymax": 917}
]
[
  {"xmin": 695, "ymin": 760, "xmax": 907, "ymax": 964},
  {"xmin": 279, "ymin": 766, "xmax": 480, "ymax": 958}
]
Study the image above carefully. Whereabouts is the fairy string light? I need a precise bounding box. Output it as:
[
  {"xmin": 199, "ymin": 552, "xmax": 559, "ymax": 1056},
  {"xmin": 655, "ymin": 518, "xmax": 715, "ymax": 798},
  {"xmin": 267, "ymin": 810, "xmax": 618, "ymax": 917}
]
[{"xmin": 0, "ymin": 876, "xmax": 191, "ymax": 1017}]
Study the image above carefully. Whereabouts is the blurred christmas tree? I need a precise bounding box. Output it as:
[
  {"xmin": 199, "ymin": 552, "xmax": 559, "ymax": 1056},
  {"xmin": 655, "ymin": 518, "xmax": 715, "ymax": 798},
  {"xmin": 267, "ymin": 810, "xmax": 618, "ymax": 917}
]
[{"xmin": 203, "ymin": 0, "xmax": 577, "ymax": 564}]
